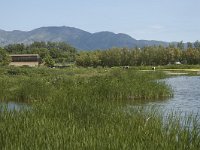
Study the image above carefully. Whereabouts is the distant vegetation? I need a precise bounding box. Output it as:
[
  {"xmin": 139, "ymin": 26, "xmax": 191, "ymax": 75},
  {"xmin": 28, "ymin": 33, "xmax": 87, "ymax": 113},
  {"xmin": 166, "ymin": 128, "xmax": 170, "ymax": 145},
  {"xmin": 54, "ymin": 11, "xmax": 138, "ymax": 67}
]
[
  {"xmin": 76, "ymin": 41, "xmax": 200, "ymax": 67},
  {"xmin": 1, "ymin": 40, "xmax": 200, "ymax": 67}
]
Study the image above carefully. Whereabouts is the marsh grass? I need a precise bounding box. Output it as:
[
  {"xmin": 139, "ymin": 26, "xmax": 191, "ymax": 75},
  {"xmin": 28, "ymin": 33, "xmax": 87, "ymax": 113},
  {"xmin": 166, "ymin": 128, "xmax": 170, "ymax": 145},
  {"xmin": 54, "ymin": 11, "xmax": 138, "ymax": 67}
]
[{"xmin": 0, "ymin": 67, "xmax": 199, "ymax": 149}]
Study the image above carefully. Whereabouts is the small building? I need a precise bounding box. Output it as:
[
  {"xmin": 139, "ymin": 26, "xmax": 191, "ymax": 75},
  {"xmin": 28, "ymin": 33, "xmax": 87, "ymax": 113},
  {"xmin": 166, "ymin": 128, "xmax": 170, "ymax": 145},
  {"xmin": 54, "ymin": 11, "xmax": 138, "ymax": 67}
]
[{"xmin": 9, "ymin": 54, "xmax": 40, "ymax": 67}]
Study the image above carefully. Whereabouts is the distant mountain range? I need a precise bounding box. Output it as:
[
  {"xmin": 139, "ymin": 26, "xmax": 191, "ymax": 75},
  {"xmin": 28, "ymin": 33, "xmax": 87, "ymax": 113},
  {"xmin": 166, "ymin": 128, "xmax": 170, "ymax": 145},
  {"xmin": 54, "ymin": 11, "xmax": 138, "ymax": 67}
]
[{"xmin": 0, "ymin": 26, "xmax": 170, "ymax": 50}]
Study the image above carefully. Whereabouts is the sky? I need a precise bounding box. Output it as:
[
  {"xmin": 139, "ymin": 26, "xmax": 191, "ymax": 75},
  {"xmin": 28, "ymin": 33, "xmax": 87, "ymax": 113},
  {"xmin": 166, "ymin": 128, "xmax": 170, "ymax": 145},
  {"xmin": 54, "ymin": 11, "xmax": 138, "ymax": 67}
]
[{"xmin": 0, "ymin": 0, "xmax": 199, "ymax": 42}]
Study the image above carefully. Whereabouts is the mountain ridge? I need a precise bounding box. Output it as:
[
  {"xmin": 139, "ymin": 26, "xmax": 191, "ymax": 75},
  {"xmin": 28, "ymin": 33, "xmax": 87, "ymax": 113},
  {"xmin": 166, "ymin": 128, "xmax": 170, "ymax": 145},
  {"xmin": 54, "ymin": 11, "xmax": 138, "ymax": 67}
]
[{"xmin": 0, "ymin": 26, "xmax": 169, "ymax": 50}]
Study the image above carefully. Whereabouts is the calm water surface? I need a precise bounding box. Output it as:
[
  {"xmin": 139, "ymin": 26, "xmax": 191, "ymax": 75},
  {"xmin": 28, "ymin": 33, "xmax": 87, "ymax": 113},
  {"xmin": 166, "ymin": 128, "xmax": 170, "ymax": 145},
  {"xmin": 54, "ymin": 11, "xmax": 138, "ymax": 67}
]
[{"xmin": 146, "ymin": 76, "xmax": 200, "ymax": 118}]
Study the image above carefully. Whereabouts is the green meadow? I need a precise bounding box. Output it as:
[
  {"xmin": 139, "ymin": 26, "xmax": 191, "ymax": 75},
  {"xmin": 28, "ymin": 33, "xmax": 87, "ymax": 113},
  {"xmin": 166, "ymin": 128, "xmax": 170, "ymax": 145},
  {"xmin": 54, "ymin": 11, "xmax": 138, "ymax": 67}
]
[{"xmin": 0, "ymin": 66, "xmax": 199, "ymax": 149}]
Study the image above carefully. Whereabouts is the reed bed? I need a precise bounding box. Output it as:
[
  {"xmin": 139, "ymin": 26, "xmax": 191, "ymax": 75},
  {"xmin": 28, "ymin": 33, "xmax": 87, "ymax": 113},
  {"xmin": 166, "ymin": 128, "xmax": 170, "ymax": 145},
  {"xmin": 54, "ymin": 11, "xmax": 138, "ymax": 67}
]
[{"xmin": 0, "ymin": 67, "xmax": 199, "ymax": 149}]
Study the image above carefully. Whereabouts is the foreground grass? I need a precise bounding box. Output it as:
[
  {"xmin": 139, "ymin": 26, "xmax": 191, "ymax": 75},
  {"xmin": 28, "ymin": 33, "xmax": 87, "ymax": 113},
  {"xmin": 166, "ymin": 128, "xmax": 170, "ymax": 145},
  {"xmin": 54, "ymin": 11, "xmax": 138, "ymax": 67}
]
[{"xmin": 0, "ymin": 67, "xmax": 199, "ymax": 149}]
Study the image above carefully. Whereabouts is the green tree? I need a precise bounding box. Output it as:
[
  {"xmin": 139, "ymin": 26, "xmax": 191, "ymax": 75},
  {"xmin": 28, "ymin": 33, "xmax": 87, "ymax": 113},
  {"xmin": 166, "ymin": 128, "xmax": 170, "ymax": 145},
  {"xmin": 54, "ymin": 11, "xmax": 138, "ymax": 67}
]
[
  {"xmin": 120, "ymin": 48, "xmax": 131, "ymax": 66},
  {"xmin": 4, "ymin": 43, "xmax": 25, "ymax": 54},
  {"xmin": 129, "ymin": 48, "xmax": 142, "ymax": 66},
  {"xmin": 0, "ymin": 48, "xmax": 11, "ymax": 65},
  {"xmin": 31, "ymin": 48, "xmax": 49, "ymax": 59},
  {"xmin": 187, "ymin": 42, "xmax": 193, "ymax": 49},
  {"xmin": 177, "ymin": 41, "xmax": 184, "ymax": 50},
  {"xmin": 100, "ymin": 48, "xmax": 121, "ymax": 67},
  {"xmin": 29, "ymin": 42, "xmax": 46, "ymax": 49},
  {"xmin": 194, "ymin": 40, "xmax": 200, "ymax": 49},
  {"xmin": 43, "ymin": 55, "xmax": 55, "ymax": 67},
  {"xmin": 168, "ymin": 43, "xmax": 176, "ymax": 48},
  {"xmin": 47, "ymin": 42, "xmax": 77, "ymax": 62},
  {"xmin": 184, "ymin": 48, "xmax": 200, "ymax": 64},
  {"xmin": 76, "ymin": 52, "xmax": 91, "ymax": 67}
]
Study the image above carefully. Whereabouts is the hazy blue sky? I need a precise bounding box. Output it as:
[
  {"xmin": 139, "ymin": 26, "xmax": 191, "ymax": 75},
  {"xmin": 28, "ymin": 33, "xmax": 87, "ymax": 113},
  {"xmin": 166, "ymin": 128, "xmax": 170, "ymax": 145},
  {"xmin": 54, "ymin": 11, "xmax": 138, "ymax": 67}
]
[{"xmin": 0, "ymin": 0, "xmax": 199, "ymax": 42}]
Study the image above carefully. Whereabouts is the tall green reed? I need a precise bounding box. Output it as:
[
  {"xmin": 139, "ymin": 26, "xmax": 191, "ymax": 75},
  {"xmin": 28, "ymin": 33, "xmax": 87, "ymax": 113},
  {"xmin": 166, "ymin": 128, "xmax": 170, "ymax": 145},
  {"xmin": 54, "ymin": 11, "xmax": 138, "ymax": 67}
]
[{"xmin": 0, "ymin": 67, "xmax": 199, "ymax": 149}]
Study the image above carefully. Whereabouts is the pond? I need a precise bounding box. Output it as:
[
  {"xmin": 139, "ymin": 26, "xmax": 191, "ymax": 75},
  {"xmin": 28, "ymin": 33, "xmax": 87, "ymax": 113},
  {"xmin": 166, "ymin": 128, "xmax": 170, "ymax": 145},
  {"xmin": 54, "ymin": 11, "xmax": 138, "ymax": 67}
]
[
  {"xmin": 142, "ymin": 76, "xmax": 200, "ymax": 120},
  {"xmin": 0, "ymin": 102, "xmax": 29, "ymax": 111}
]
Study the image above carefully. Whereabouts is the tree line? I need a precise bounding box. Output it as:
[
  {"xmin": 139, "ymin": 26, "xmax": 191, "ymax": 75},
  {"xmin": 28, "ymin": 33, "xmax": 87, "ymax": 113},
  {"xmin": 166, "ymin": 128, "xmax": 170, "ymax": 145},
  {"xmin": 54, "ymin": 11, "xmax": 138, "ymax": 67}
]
[
  {"xmin": 76, "ymin": 41, "xmax": 200, "ymax": 67},
  {"xmin": 1, "ymin": 41, "xmax": 200, "ymax": 67}
]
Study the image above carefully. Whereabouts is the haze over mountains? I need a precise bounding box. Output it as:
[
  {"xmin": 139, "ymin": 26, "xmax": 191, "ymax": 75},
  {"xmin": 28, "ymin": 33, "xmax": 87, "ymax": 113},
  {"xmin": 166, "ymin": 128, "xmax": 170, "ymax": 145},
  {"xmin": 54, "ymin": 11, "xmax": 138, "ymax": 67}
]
[{"xmin": 0, "ymin": 26, "xmax": 169, "ymax": 50}]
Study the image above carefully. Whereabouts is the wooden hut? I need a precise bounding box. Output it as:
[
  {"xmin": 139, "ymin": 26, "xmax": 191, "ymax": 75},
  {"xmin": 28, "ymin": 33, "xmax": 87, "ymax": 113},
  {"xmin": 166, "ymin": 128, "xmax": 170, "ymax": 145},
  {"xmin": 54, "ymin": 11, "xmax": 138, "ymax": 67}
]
[{"xmin": 9, "ymin": 54, "xmax": 40, "ymax": 67}]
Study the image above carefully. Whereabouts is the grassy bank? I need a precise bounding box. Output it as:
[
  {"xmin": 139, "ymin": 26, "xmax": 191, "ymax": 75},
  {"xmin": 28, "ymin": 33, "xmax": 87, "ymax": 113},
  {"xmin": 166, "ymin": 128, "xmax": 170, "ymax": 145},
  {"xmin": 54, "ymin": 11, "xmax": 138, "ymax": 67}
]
[
  {"xmin": 0, "ymin": 66, "xmax": 172, "ymax": 103},
  {"xmin": 130, "ymin": 65, "xmax": 200, "ymax": 76},
  {"xmin": 0, "ymin": 67, "xmax": 199, "ymax": 149}
]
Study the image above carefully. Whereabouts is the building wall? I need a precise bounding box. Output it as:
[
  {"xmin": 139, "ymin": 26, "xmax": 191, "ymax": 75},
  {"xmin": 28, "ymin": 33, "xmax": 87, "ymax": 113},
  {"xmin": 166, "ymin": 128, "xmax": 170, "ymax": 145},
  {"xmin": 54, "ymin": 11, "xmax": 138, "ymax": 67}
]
[{"xmin": 9, "ymin": 62, "xmax": 39, "ymax": 67}]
